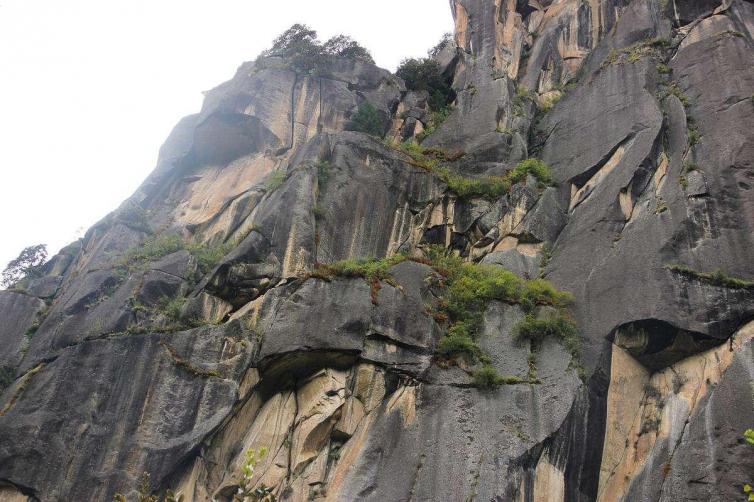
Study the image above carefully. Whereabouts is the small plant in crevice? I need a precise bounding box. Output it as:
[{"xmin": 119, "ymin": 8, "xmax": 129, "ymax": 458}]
[
  {"xmin": 657, "ymin": 81, "xmax": 690, "ymax": 108},
  {"xmin": 310, "ymin": 255, "xmax": 406, "ymax": 304},
  {"xmin": 234, "ymin": 447, "xmax": 277, "ymax": 502},
  {"xmin": 384, "ymin": 140, "xmax": 554, "ymax": 201},
  {"xmin": 743, "ymin": 429, "xmax": 754, "ymax": 501},
  {"xmin": 512, "ymin": 310, "xmax": 580, "ymax": 364},
  {"xmin": 665, "ymin": 264, "xmax": 754, "ymax": 289},
  {"xmin": 472, "ymin": 364, "xmax": 527, "ymax": 390},
  {"xmin": 687, "ymin": 122, "xmax": 701, "ymax": 146},
  {"xmin": 416, "ymin": 105, "xmax": 451, "ymax": 143},
  {"xmin": 113, "ymin": 472, "xmax": 184, "ymax": 502},
  {"xmin": 265, "ymin": 170, "xmax": 288, "ymax": 192},
  {"xmin": 602, "ymin": 37, "xmax": 670, "ymax": 68},
  {"xmin": 655, "ymin": 198, "xmax": 668, "ymax": 214}
]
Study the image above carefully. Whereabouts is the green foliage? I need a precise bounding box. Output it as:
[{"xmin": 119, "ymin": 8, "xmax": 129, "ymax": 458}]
[
  {"xmin": 1, "ymin": 244, "xmax": 47, "ymax": 288},
  {"xmin": 602, "ymin": 37, "xmax": 670, "ymax": 68},
  {"xmin": 0, "ymin": 366, "xmax": 15, "ymax": 393},
  {"xmin": 656, "ymin": 63, "xmax": 671, "ymax": 74},
  {"xmin": 113, "ymin": 473, "xmax": 183, "ymax": 502},
  {"xmin": 436, "ymin": 330, "xmax": 484, "ymax": 360},
  {"xmin": 347, "ymin": 102, "xmax": 384, "ymax": 137},
  {"xmin": 428, "ymin": 32, "xmax": 453, "ymax": 58},
  {"xmin": 507, "ymin": 158, "xmax": 554, "ymax": 187},
  {"xmin": 538, "ymin": 92, "xmax": 563, "ymax": 113},
  {"xmin": 426, "ymin": 246, "xmax": 577, "ymax": 365},
  {"xmin": 265, "ymin": 170, "xmax": 287, "ymax": 192},
  {"xmin": 387, "ymin": 140, "xmax": 552, "ymax": 200},
  {"xmin": 321, "ymin": 34, "xmax": 374, "ymax": 63},
  {"xmin": 658, "ymin": 81, "xmax": 690, "ymax": 107},
  {"xmin": 687, "ymin": 121, "xmax": 701, "ymax": 146},
  {"xmin": 262, "ymin": 24, "xmax": 373, "ymax": 73},
  {"xmin": 118, "ymin": 234, "xmax": 234, "ymax": 282},
  {"xmin": 665, "ymin": 264, "xmax": 754, "ymax": 289},
  {"xmin": 512, "ymin": 310, "xmax": 581, "ymax": 362},
  {"xmin": 416, "ymin": 106, "xmax": 451, "ymax": 143},
  {"xmin": 188, "ymin": 240, "xmax": 234, "ymax": 277},
  {"xmin": 316, "ymin": 159, "xmax": 331, "ymax": 191},
  {"xmin": 683, "ymin": 160, "xmax": 700, "ymax": 174},
  {"xmin": 235, "ymin": 447, "xmax": 276, "ymax": 502},
  {"xmin": 435, "ymin": 168, "xmax": 510, "ymax": 200},
  {"xmin": 396, "ymin": 58, "xmax": 453, "ymax": 112},
  {"xmin": 159, "ymin": 296, "xmax": 186, "ymax": 322},
  {"xmin": 472, "ymin": 364, "xmax": 527, "ymax": 389}
]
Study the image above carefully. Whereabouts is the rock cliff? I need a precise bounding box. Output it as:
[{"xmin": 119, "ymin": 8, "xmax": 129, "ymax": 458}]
[{"xmin": 1, "ymin": 0, "xmax": 754, "ymax": 501}]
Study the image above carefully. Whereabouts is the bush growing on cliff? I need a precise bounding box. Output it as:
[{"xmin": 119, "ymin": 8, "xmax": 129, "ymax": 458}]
[
  {"xmin": 262, "ymin": 24, "xmax": 374, "ymax": 73},
  {"xmin": 1, "ymin": 244, "xmax": 48, "ymax": 289},
  {"xmin": 347, "ymin": 102, "xmax": 384, "ymax": 137},
  {"xmin": 396, "ymin": 58, "xmax": 453, "ymax": 112}
]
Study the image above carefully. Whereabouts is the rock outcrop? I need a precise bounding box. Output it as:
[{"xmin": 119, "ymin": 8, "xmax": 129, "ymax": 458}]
[{"xmin": 1, "ymin": 1, "xmax": 753, "ymax": 501}]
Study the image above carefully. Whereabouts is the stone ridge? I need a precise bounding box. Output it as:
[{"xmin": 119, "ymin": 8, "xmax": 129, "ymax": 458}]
[{"xmin": 0, "ymin": 0, "xmax": 753, "ymax": 501}]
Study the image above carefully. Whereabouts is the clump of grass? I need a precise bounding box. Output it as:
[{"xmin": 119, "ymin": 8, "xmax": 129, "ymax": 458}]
[
  {"xmin": 435, "ymin": 168, "xmax": 511, "ymax": 200},
  {"xmin": 538, "ymin": 92, "xmax": 562, "ymax": 113},
  {"xmin": 687, "ymin": 120, "xmax": 701, "ymax": 146},
  {"xmin": 513, "ymin": 310, "xmax": 579, "ymax": 355},
  {"xmin": 472, "ymin": 364, "xmax": 528, "ymax": 390},
  {"xmin": 311, "ymin": 255, "xmax": 407, "ymax": 304},
  {"xmin": 507, "ymin": 158, "xmax": 554, "ymax": 186},
  {"xmin": 657, "ymin": 81, "xmax": 690, "ymax": 107},
  {"xmin": 265, "ymin": 170, "xmax": 288, "ymax": 191},
  {"xmin": 386, "ymin": 139, "xmax": 554, "ymax": 200},
  {"xmin": 117, "ymin": 234, "xmax": 236, "ymax": 281},
  {"xmin": 683, "ymin": 160, "xmax": 700, "ymax": 174},
  {"xmin": 602, "ymin": 37, "xmax": 670, "ymax": 68},
  {"xmin": 656, "ymin": 63, "xmax": 671, "ymax": 74},
  {"xmin": 416, "ymin": 106, "xmax": 451, "ymax": 143},
  {"xmin": 666, "ymin": 264, "xmax": 754, "ymax": 289}
]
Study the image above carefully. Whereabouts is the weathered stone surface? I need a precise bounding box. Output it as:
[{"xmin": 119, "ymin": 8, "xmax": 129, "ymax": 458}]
[
  {"xmin": 0, "ymin": 292, "xmax": 44, "ymax": 370},
  {"xmin": 2, "ymin": 1, "xmax": 754, "ymax": 500}
]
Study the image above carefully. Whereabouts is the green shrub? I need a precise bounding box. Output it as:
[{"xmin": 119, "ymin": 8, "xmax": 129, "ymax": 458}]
[
  {"xmin": 472, "ymin": 364, "xmax": 528, "ymax": 389},
  {"xmin": 435, "ymin": 168, "xmax": 510, "ymax": 200},
  {"xmin": 507, "ymin": 158, "xmax": 554, "ymax": 187},
  {"xmin": 513, "ymin": 310, "xmax": 580, "ymax": 362},
  {"xmin": 472, "ymin": 364, "xmax": 504, "ymax": 390},
  {"xmin": 118, "ymin": 234, "xmax": 185, "ymax": 275},
  {"xmin": 262, "ymin": 24, "xmax": 373, "ymax": 73},
  {"xmin": 436, "ymin": 331, "xmax": 483, "ymax": 360},
  {"xmin": 347, "ymin": 102, "xmax": 384, "ymax": 137},
  {"xmin": 666, "ymin": 264, "xmax": 754, "ymax": 289},
  {"xmin": 416, "ymin": 106, "xmax": 451, "ymax": 143},
  {"xmin": 1, "ymin": 244, "xmax": 48, "ymax": 289},
  {"xmin": 316, "ymin": 159, "xmax": 331, "ymax": 190},
  {"xmin": 265, "ymin": 170, "xmax": 287, "ymax": 191},
  {"xmin": 396, "ymin": 58, "xmax": 453, "ymax": 111},
  {"xmin": 159, "ymin": 296, "xmax": 186, "ymax": 321}
]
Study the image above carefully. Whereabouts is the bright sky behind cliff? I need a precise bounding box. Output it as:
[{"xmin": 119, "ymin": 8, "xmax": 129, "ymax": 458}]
[{"xmin": 0, "ymin": 0, "xmax": 454, "ymax": 272}]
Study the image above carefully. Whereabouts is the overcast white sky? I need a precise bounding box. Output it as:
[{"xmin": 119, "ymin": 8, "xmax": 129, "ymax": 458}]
[{"xmin": 0, "ymin": 0, "xmax": 454, "ymax": 270}]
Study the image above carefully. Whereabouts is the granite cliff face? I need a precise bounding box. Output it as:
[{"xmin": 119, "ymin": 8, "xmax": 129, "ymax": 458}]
[{"xmin": 1, "ymin": 1, "xmax": 754, "ymax": 501}]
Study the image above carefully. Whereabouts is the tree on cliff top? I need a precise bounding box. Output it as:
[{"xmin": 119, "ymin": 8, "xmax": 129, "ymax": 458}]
[
  {"xmin": 1, "ymin": 244, "xmax": 48, "ymax": 288},
  {"xmin": 262, "ymin": 24, "xmax": 374, "ymax": 72}
]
